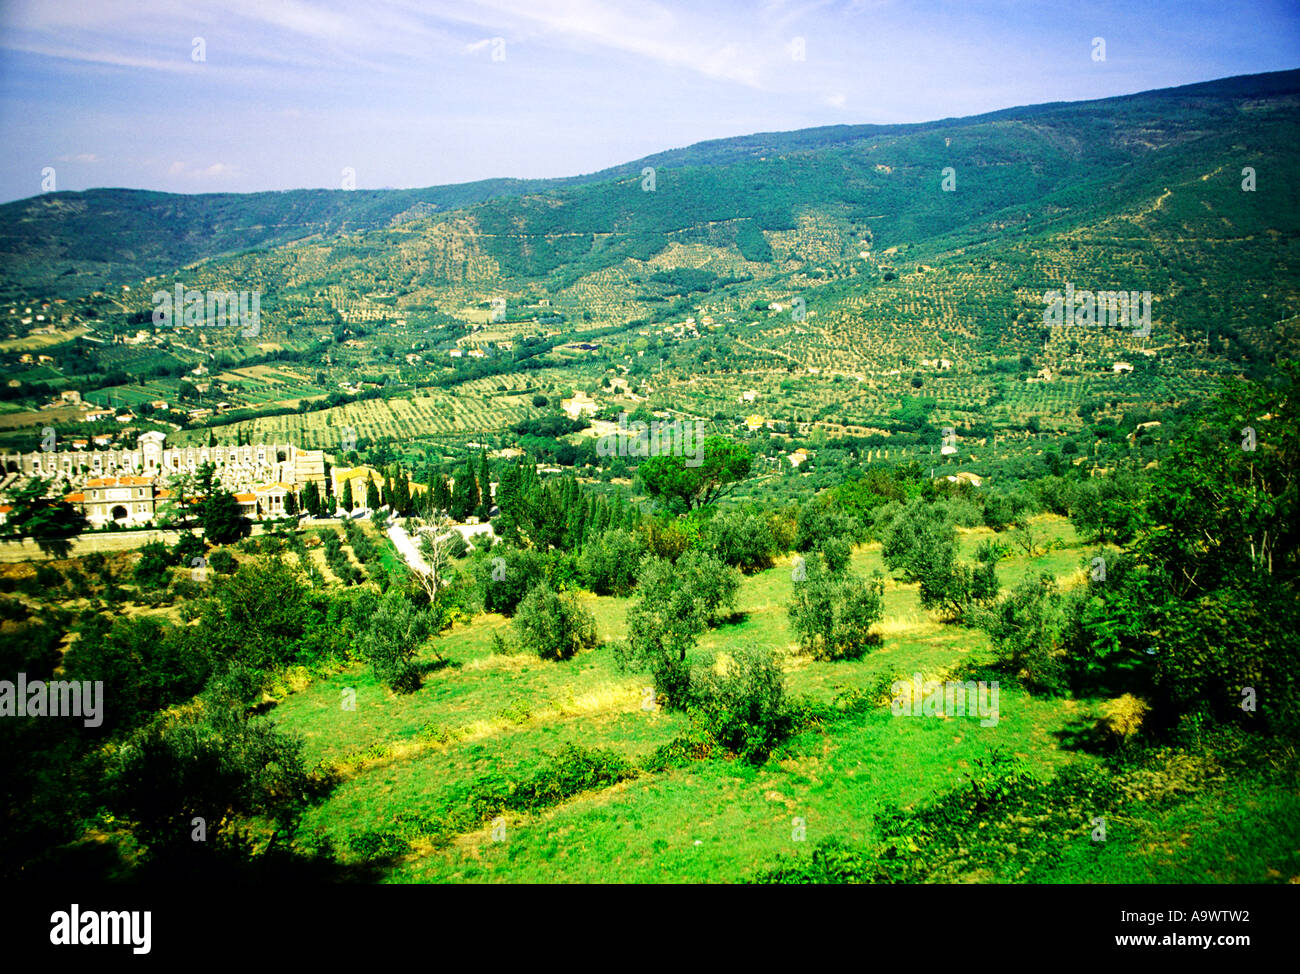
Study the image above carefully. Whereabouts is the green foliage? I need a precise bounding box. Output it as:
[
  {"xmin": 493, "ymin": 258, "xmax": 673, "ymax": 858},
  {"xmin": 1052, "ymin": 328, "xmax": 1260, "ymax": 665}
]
[
  {"xmin": 699, "ymin": 507, "xmax": 779, "ymax": 573},
  {"xmin": 100, "ymin": 695, "xmax": 312, "ymax": 857},
  {"xmin": 2, "ymin": 479, "xmax": 88, "ymax": 556},
  {"xmin": 365, "ymin": 588, "xmax": 436, "ymax": 693},
  {"xmin": 170, "ymin": 531, "xmax": 206, "ymax": 568},
  {"xmin": 788, "ymin": 563, "xmax": 886, "ymax": 661},
  {"xmin": 198, "ymin": 556, "xmax": 312, "ymax": 673},
  {"xmin": 1069, "ymin": 470, "xmax": 1144, "ymax": 544},
  {"xmin": 62, "ymin": 614, "xmax": 212, "ymax": 733},
  {"xmin": 477, "ymin": 545, "xmax": 548, "ymax": 615},
  {"xmin": 201, "ymin": 489, "xmax": 250, "ymax": 545},
  {"xmin": 620, "ymin": 550, "xmax": 741, "ymax": 709},
  {"xmin": 690, "ymin": 646, "xmax": 793, "ymax": 762},
  {"xmin": 977, "ymin": 573, "xmax": 1071, "ymax": 694},
  {"xmin": 879, "ymin": 497, "xmax": 955, "ymax": 582},
  {"xmin": 578, "ymin": 528, "xmax": 646, "ymax": 596},
  {"xmin": 132, "ymin": 541, "xmax": 173, "ymax": 590},
  {"xmin": 512, "ymin": 582, "xmax": 599, "ymax": 662},
  {"xmin": 639, "ymin": 437, "xmax": 753, "ymax": 513}
]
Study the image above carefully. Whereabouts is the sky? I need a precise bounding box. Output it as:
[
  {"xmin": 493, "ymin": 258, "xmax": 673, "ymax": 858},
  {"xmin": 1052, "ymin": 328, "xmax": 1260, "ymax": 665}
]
[{"xmin": 0, "ymin": 0, "xmax": 1297, "ymax": 203}]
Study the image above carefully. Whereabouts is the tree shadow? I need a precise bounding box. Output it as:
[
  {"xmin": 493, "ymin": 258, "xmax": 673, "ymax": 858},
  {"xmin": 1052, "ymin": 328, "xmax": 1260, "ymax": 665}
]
[{"xmin": 1050, "ymin": 715, "xmax": 1116, "ymax": 756}]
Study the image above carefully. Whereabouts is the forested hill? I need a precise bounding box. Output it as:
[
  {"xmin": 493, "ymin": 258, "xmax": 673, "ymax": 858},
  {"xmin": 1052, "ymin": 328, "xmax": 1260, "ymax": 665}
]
[{"xmin": 2, "ymin": 68, "xmax": 1297, "ymax": 302}]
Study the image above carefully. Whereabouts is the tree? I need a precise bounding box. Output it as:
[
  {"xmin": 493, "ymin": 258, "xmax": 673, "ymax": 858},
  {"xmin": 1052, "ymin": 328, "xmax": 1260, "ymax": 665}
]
[
  {"xmin": 880, "ymin": 497, "xmax": 955, "ymax": 583},
  {"xmin": 63, "ymin": 615, "xmax": 212, "ymax": 734},
  {"xmin": 578, "ymin": 529, "xmax": 647, "ymax": 596},
  {"xmin": 620, "ymin": 550, "xmax": 740, "ymax": 708},
  {"xmin": 302, "ymin": 480, "xmax": 321, "ymax": 517},
  {"xmin": 639, "ymin": 436, "xmax": 753, "ymax": 513},
  {"xmin": 2, "ymin": 479, "xmax": 88, "ymax": 556},
  {"xmin": 513, "ymin": 582, "xmax": 599, "ymax": 661},
  {"xmin": 692, "ymin": 647, "xmax": 792, "ymax": 762},
  {"xmin": 365, "ymin": 588, "xmax": 434, "ymax": 693},
  {"xmin": 365, "ymin": 476, "xmax": 381, "ymax": 511},
  {"xmin": 341, "ymin": 478, "xmax": 354, "ymax": 513},
  {"xmin": 284, "ymin": 490, "xmax": 298, "ymax": 516},
  {"xmin": 476, "ymin": 544, "xmax": 548, "ymax": 615},
  {"xmin": 199, "ymin": 556, "xmax": 311, "ymax": 672},
  {"xmin": 1115, "ymin": 363, "xmax": 1300, "ymax": 730},
  {"xmin": 133, "ymin": 541, "xmax": 173, "ymax": 591},
  {"xmin": 795, "ymin": 498, "xmax": 858, "ymax": 552},
  {"xmin": 201, "ymin": 489, "xmax": 250, "ymax": 545},
  {"xmin": 788, "ymin": 562, "xmax": 886, "ymax": 661},
  {"xmin": 170, "ymin": 532, "xmax": 207, "ymax": 567},
  {"xmin": 701, "ymin": 508, "xmax": 779, "ymax": 573},
  {"xmin": 477, "ymin": 450, "xmax": 492, "ymax": 519},
  {"xmin": 1069, "ymin": 470, "xmax": 1143, "ymax": 544},
  {"xmin": 450, "ymin": 461, "xmax": 480, "ymax": 521},
  {"xmin": 157, "ymin": 472, "xmax": 197, "ymax": 528},
  {"xmin": 977, "ymin": 573, "xmax": 1070, "ymax": 694}
]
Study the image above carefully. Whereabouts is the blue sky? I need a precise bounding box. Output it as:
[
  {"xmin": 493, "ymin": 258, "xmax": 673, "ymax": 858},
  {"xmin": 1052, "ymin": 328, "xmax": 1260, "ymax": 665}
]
[{"xmin": 1, "ymin": 0, "xmax": 1297, "ymax": 203}]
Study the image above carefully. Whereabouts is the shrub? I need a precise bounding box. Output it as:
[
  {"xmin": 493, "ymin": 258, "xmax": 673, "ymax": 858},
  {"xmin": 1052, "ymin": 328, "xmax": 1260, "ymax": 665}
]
[
  {"xmin": 880, "ymin": 497, "xmax": 955, "ymax": 583},
  {"xmin": 795, "ymin": 499, "xmax": 857, "ymax": 552},
  {"xmin": 691, "ymin": 647, "xmax": 793, "ymax": 762},
  {"xmin": 513, "ymin": 583, "xmax": 599, "ymax": 662},
  {"xmin": 365, "ymin": 588, "xmax": 435, "ymax": 693},
  {"xmin": 478, "ymin": 546, "xmax": 548, "ymax": 616},
  {"xmin": 701, "ymin": 508, "xmax": 778, "ymax": 573},
  {"xmin": 977, "ymin": 573, "xmax": 1069, "ymax": 694},
  {"xmin": 619, "ymin": 551, "xmax": 741, "ymax": 709},
  {"xmin": 208, "ymin": 548, "xmax": 238, "ymax": 575},
  {"xmin": 788, "ymin": 564, "xmax": 886, "ymax": 661},
  {"xmin": 171, "ymin": 532, "xmax": 206, "ymax": 567},
  {"xmin": 132, "ymin": 542, "xmax": 173, "ymax": 590},
  {"xmin": 578, "ymin": 529, "xmax": 647, "ymax": 596}
]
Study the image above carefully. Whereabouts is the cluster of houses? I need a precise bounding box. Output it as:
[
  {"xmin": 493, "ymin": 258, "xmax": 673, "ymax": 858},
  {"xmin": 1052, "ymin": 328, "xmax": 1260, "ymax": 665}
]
[{"xmin": 1, "ymin": 431, "xmax": 327, "ymax": 528}]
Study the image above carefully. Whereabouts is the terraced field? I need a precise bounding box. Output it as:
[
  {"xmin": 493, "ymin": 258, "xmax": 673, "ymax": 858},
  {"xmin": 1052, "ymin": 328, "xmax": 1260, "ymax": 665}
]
[{"xmin": 266, "ymin": 520, "xmax": 1156, "ymax": 883}]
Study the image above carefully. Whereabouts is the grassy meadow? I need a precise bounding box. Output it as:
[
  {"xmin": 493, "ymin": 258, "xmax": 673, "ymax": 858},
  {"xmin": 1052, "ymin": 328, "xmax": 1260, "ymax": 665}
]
[{"xmin": 260, "ymin": 518, "xmax": 1297, "ymax": 884}]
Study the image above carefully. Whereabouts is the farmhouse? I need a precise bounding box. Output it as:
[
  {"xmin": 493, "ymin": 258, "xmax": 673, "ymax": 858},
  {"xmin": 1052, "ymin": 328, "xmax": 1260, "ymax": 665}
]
[{"xmin": 561, "ymin": 392, "xmax": 598, "ymax": 419}]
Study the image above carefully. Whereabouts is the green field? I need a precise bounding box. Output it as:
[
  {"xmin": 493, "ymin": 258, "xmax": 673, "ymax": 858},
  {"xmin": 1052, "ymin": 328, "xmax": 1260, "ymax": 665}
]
[{"xmin": 261, "ymin": 519, "xmax": 1296, "ymax": 883}]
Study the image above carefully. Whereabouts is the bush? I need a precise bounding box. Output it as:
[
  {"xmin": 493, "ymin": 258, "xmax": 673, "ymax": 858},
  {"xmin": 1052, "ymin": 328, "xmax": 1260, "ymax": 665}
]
[
  {"xmin": 880, "ymin": 497, "xmax": 955, "ymax": 582},
  {"xmin": 700, "ymin": 508, "xmax": 778, "ymax": 574},
  {"xmin": 171, "ymin": 532, "xmax": 206, "ymax": 567},
  {"xmin": 818, "ymin": 535, "xmax": 852, "ymax": 575},
  {"xmin": 788, "ymin": 564, "xmax": 886, "ymax": 661},
  {"xmin": 513, "ymin": 583, "xmax": 599, "ymax": 662},
  {"xmin": 795, "ymin": 499, "xmax": 857, "ymax": 552},
  {"xmin": 976, "ymin": 573, "xmax": 1070, "ymax": 694},
  {"xmin": 578, "ymin": 529, "xmax": 647, "ymax": 596},
  {"xmin": 208, "ymin": 548, "xmax": 238, "ymax": 575},
  {"xmin": 478, "ymin": 546, "xmax": 548, "ymax": 615},
  {"xmin": 365, "ymin": 588, "xmax": 435, "ymax": 693},
  {"xmin": 691, "ymin": 647, "xmax": 793, "ymax": 762},
  {"xmin": 133, "ymin": 542, "xmax": 173, "ymax": 590}
]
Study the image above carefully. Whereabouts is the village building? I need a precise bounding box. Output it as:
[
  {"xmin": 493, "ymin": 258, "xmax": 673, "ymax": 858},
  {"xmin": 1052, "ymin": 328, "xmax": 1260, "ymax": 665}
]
[
  {"xmin": 81, "ymin": 476, "xmax": 162, "ymax": 528},
  {"xmin": 561, "ymin": 391, "xmax": 598, "ymax": 420},
  {"xmin": 1, "ymin": 431, "xmax": 326, "ymax": 495}
]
